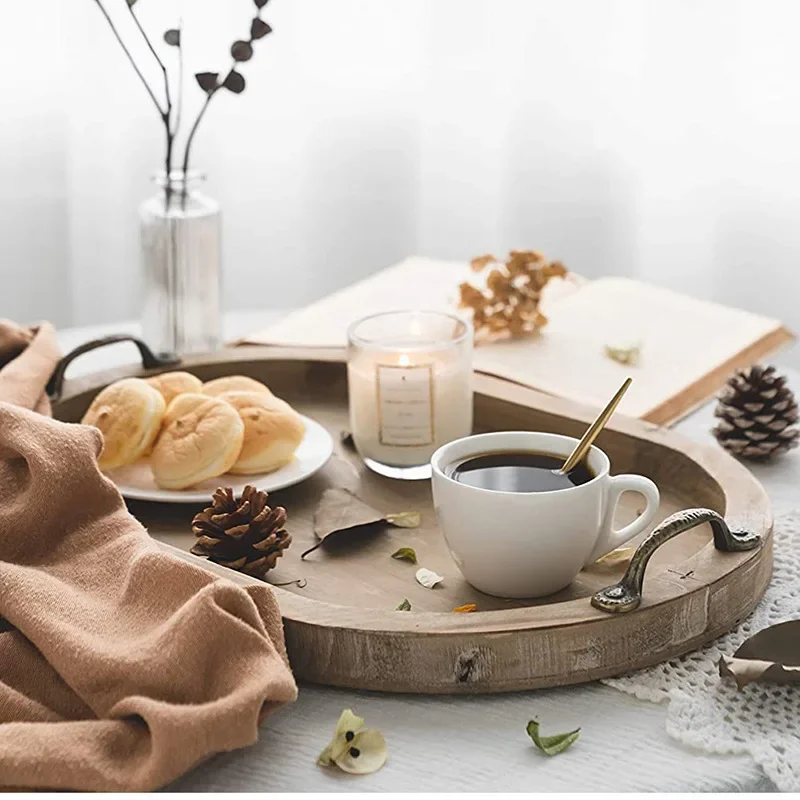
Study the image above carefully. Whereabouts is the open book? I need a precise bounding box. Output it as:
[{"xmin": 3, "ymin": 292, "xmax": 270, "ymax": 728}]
[{"xmin": 241, "ymin": 256, "xmax": 794, "ymax": 425}]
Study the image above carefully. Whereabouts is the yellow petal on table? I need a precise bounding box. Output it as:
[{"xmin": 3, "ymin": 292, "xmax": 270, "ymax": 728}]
[
  {"xmin": 335, "ymin": 727, "xmax": 388, "ymax": 775},
  {"xmin": 318, "ymin": 708, "xmax": 364, "ymax": 766}
]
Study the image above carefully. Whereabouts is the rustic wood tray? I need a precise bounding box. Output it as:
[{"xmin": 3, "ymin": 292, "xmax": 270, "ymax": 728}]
[{"xmin": 53, "ymin": 344, "xmax": 773, "ymax": 694}]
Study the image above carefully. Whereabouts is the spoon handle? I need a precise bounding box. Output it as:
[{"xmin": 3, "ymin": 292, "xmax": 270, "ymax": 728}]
[{"xmin": 559, "ymin": 377, "xmax": 632, "ymax": 474}]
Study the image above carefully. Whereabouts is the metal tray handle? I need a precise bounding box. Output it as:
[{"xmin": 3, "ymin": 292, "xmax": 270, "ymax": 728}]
[
  {"xmin": 47, "ymin": 335, "xmax": 180, "ymax": 402},
  {"xmin": 592, "ymin": 508, "xmax": 761, "ymax": 614}
]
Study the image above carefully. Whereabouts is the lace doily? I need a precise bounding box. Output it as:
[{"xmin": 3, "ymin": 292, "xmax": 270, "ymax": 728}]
[{"xmin": 603, "ymin": 510, "xmax": 800, "ymax": 792}]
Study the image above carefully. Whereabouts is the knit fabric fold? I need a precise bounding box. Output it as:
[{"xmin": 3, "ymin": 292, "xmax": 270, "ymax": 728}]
[{"xmin": 0, "ymin": 321, "xmax": 297, "ymax": 791}]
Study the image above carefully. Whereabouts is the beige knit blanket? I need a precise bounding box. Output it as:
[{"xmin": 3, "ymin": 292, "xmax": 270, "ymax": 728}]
[{"xmin": 0, "ymin": 321, "xmax": 297, "ymax": 790}]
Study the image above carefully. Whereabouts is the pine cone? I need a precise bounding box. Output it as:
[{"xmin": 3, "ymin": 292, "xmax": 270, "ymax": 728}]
[
  {"xmin": 191, "ymin": 485, "xmax": 291, "ymax": 578},
  {"xmin": 712, "ymin": 365, "xmax": 800, "ymax": 461}
]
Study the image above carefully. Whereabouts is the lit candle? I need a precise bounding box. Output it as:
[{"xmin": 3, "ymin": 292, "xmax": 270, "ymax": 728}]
[{"xmin": 347, "ymin": 311, "xmax": 473, "ymax": 480}]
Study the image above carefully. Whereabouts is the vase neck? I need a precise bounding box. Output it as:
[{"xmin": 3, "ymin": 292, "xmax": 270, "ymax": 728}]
[{"xmin": 153, "ymin": 169, "xmax": 206, "ymax": 191}]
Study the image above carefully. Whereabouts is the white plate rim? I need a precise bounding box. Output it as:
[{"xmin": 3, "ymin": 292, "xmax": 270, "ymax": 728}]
[{"xmin": 110, "ymin": 414, "xmax": 334, "ymax": 503}]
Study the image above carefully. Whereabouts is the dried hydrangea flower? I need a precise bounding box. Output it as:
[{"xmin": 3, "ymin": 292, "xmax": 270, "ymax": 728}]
[
  {"xmin": 318, "ymin": 709, "xmax": 388, "ymax": 775},
  {"xmin": 459, "ymin": 250, "xmax": 568, "ymax": 341}
]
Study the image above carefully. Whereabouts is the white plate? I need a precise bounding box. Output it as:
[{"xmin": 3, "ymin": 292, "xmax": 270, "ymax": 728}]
[{"xmin": 107, "ymin": 414, "xmax": 334, "ymax": 503}]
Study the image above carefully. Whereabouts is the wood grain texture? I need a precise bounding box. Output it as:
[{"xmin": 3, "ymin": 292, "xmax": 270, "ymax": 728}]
[{"xmin": 53, "ymin": 346, "xmax": 773, "ymax": 694}]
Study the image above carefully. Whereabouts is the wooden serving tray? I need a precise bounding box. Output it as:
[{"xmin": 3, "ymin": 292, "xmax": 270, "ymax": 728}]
[{"xmin": 53, "ymin": 346, "xmax": 773, "ymax": 694}]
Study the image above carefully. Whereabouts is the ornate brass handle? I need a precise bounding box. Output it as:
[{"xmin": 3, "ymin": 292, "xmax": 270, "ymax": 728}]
[
  {"xmin": 47, "ymin": 334, "xmax": 180, "ymax": 402},
  {"xmin": 591, "ymin": 508, "xmax": 761, "ymax": 614}
]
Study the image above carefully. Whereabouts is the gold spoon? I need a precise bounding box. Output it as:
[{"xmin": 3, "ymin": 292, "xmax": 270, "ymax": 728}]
[{"xmin": 555, "ymin": 377, "xmax": 633, "ymax": 475}]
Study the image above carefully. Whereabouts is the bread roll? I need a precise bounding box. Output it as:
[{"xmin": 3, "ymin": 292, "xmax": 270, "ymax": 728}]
[
  {"xmin": 150, "ymin": 394, "xmax": 244, "ymax": 490},
  {"xmin": 222, "ymin": 391, "xmax": 305, "ymax": 475},
  {"xmin": 202, "ymin": 375, "xmax": 273, "ymax": 398},
  {"xmin": 81, "ymin": 378, "xmax": 166, "ymax": 470},
  {"xmin": 146, "ymin": 371, "xmax": 203, "ymax": 405}
]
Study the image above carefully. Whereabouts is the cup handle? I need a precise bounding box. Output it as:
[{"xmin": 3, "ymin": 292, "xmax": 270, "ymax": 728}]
[{"xmin": 585, "ymin": 474, "xmax": 660, "ymax": 566}]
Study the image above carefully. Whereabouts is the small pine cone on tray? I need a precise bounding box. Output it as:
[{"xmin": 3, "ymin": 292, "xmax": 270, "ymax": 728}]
[
  {"xmin": 191, "ymin": 485, "xmax": 291, "ymax": 578},
  {"xmin": 712, "ymin": 364, "xmax": 800, "ymax": 461}
]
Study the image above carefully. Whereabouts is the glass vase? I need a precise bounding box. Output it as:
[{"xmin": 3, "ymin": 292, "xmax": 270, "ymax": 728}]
[{"xmin": 139, "ymin": 170, "xmax": 222, "ymax": 357}]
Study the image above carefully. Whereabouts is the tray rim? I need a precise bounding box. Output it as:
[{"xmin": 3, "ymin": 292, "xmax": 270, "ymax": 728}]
[{"xmin": 55, "ymin": 345, "xmax": 773, "ymax": 691}]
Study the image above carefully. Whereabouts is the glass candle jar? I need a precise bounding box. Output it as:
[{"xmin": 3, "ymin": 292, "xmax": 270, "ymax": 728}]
[{"xmin": 347, "ymin": 310, "xmax": 473, "ymax": 480}]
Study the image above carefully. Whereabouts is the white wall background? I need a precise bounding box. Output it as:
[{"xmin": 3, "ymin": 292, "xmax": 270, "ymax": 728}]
[{"xmin": 2, "ymin": 0, "xmax": 800, "ymax": 341}]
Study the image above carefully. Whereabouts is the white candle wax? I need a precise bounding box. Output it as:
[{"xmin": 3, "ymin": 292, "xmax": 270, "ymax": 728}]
[{"xmin": 348, "ymin": 346, "xmax": 473, "ymax": 468}]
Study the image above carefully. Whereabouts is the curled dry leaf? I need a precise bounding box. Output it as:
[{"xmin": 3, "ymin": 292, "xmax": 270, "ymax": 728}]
[
  {"xmin": 526, "ymin": 720, "xmax": 581, "ymax": 756},
  {"xmin": 604, "ymin": 341, "xmax": 642, "ymax": 366},
  {"xmin": 593, "ymin": 546, "xmax": 636, "ymax": 569},
  {"xmin": 318, "ymin": 709, "xmax": 387, "ymax": 775},
  {"xmin": 385, "ymin": 512, "xmax": 421, "ymax": 528},
  {"xmin": 391, "ymin": 547, "xmax": 417, "ymax": 564},
  {"xmin": 453, "ymin": 603, "xmax": 477, "ymax": 613},
  {"xmin": 718, "ymin": 619, "xmax": 800, "ymax": 690},
  {"xmin": 302, "ymin": 488, "xmax": 419, "ymax": 559},
  {"xmin": 396, "ymin": 598, "xmax": 412, "ymax": 611},
  {"xmin": 415, "ymin": 567, "xmax": 443, "ymax": 589}
]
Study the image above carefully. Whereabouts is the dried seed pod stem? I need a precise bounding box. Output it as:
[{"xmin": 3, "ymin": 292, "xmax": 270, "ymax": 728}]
[{"xmin": 89, "ymin": 0, "xmax": 274, "ymax": 208}]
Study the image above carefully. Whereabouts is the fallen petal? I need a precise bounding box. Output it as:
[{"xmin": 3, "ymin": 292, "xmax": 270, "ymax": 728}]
[
  {"xmin": 416, "ymin": 567, "xmax": 443, "ymax": 589},
  {"xmin": 334, "ymin": 728, "xmax": 388, "ymax": 775}
]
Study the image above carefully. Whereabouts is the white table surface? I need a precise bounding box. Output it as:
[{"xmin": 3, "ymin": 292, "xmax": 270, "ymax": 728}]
[{"xmin": 56, "ymin": 312, "xmax": 800, "ymax": 792}]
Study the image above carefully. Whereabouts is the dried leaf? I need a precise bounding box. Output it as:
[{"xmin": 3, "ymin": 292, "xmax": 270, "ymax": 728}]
[
  {"xmin": 250, "ymin": 17, "xmax": 272, "ymax": 39},
  {"xmin": 604, "ymin": 341, "xmax": 642, "ymax": 366},
  {"xmin": 163, "ymin": 28, "xmax": 181, "ymax": 47},
  {"xmin": 302, "ymin": 488, "xmax": 419, "ymax": 559},
  {"xmin": 231, "ymin": 40, "xmax": 254, "ymax": 62},
  {"xmin": 526, "ymin": 720, "xmax": 581, "ymax": 756},
  {"xmin": 385, "ymin": 512, "xmax": 420, "ymax": 529},
  {"xmin": 453, "ymin": 603, "xmax": 477, "ymax": 613},
  {"xmin": 593, "ymin": 547, "xmax": 636, "ymax": 568},
  {"xmin": 223, "ymin": 70, "xmax": 246, "ymax": 94},
  {"xmin": 318, "ymin": 709, "xmax": 387, "ymax": 775},
  {"xmin": 391, "ymin": 547, "xmax": 417, "ymax": 564},
  {"xmin": 718, "ymin": 619, "xmax": 800, "ymax": 690},
  {"xmin": 415, "ymin": 567, "xmax": 443, "ymax": 589},
  {"xmin": 396, "ymin": 598, "xmax": 412, "ymax": 611},
  {"xmin": 195, "ymin": 71, "xmax": 219, "ymax": 93}
]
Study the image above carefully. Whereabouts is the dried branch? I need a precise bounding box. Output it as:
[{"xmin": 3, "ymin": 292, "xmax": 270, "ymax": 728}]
[
  {"xmin": 172, "ymin": 19, "xmax": 184, "ymax": 137},
  {"xmin": 181, "ymin": 2, "xmax": 273, "ymax": 195},
  {"xmin": 126, "ymin": 2, "xmax": 176, "ymax": 203},
  {"xmin": 91, "ymin": 0, "xmax": 165, "ymax": 117}
]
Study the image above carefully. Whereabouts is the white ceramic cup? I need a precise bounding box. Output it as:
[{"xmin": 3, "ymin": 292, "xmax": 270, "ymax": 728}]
[{"xmin": 431, "ymin": 431, "xmax": 660, "ymax": 598}]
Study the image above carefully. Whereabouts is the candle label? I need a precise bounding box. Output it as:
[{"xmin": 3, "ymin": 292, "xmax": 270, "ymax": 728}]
[{"xmin": 376, "ymin": 363, "xmax": 435, "ymax": 446}]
